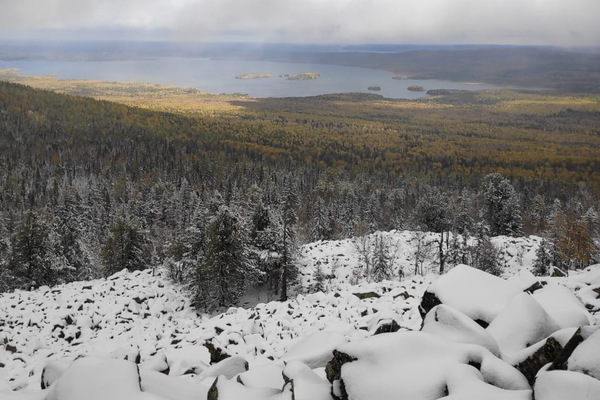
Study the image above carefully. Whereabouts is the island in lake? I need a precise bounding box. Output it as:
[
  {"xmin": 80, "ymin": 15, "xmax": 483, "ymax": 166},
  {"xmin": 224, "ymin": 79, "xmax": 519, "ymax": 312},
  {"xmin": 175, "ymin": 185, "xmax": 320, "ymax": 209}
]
[
  {"xmin": 368, "ymin": 86, "xmax": 381, "ymax": 91},
  {"xmin": 235, "ymin": 73, "xmax": 271, "ymax": 79},
  {"xmin": 407, "ymin": 85, "xmax": 426, "ymax": 92},
  {"xmin": 279, "ymin": 72, "xmax": 320, "ymax": 80}
]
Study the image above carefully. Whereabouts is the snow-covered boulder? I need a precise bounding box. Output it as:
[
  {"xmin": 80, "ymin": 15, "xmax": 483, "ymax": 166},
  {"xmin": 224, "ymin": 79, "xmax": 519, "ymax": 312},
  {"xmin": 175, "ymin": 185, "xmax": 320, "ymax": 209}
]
[
  {"xmin": 532, "ymin": 284, "xmax": 594, "ymax": 329},
  {"xmin": 40, "ymin": 360, "xmax": 70, "ymax": 389},
  {"xmin": 421, "ymin": 265, "xmax": 522, "ymax": 325},
  {"xmin": 282, "ymin": 360, "xmax": 332, "ymax": 400},
  {"xmin": 326, "ymin": 331, "xmax": 529, "ymax": 400},
  {"xmin": 195, "ymin": 356, "xmax": 248, "ymax": 381},
  {"xmin": 534, "ymin": 369, "xmax": 600, "ymax": 400},
  {"xmin": 45, "ymin": 357, "xmax": 161, "ymax": 400},
  {"xmin": 207, "ymin": 376, "xmax": 280, "ymax": 400},
  {"xmin": 422, "ymin": 304, "xmax": 500, "ymax": 356},
  {"xmin": 140, "ymin": 369, "xmax": 209, "ymax": 400},
  {"xmin": 440, "ymin": 363, "xmax": 531, "ymax": 400},
  {"xmin": 487, "ymin": 292, "xmax": 560, "ymax": 354},
  {"xmin": 237, "ymin": 360, "xmax": 286, "ymax": 391},
  {"xmin": 567, "ymin": 328, "xmax": 600, "ymax": 380},
  {"xmin": 282, "ymin": 331, "xmax": 347, "ymax": 369}
]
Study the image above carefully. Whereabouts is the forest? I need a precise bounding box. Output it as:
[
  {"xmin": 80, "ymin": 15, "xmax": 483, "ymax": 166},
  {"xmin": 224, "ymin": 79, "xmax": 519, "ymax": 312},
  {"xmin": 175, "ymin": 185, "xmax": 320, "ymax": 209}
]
[{"xmin": 0, "ymin": 80, "xmax": 598, "ymax": 309}]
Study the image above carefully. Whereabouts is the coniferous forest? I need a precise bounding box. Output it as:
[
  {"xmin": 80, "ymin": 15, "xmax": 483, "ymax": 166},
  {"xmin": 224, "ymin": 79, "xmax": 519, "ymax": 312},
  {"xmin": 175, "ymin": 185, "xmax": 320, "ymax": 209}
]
[{"xmin": 0, "ymin": 80, "xmax": 598, "ymax": 309}]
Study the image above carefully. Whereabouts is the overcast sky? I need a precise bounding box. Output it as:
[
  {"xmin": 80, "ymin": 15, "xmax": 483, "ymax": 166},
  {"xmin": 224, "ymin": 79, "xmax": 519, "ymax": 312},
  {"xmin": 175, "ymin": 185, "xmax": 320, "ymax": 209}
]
[{"xmin": 1, "ymin": 0, "xmax": 599, "ymax": 46}]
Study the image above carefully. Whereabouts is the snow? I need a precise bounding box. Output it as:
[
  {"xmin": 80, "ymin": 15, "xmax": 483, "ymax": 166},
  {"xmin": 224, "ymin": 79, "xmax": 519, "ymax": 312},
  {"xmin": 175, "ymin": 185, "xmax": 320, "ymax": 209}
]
[
  {"xmin": 534, "ymin": 369, "xmax": 600, "ymax": 400},
  {"xmin": 45, "ymin": 357, "xmax": 161, "ymax": 400},
  {"xmin": 0, "ymin": 232, "xmax": 598, "ymax": 400},
  {"xmin": 282, "ymin": 331, "xmax": 347, "ymax": 368},
  {"xmin": 486, "ymin": 293, "xmax": 560, "ymax": 354},
  {"xmin": 139, "ymin": 369, "xmax": 209, "ymax": 400},
  {"xmin": 532, "ymin": 284, "xmax": 595, "ymax": 328},
  {"xmin": 336, "ymin": 331, "xmax": 528, "ymax": 400},
  {"xmin": 427, "ymin": 264, "xmax": 523, "ymax": 323},
  {"xmin": 568, "ymin": 328, "xmax": 600, "ymax": 380},
  {"xmin": 422, "ymin": 304, "xmax": 500, "ymax": 356},
  {"xmin": 282, "ymin": 360, "xmax": 332, "ymax": 400},
  {"xmin": 441, "ymin": 364, "xmax": 532, "ymax": 400}
]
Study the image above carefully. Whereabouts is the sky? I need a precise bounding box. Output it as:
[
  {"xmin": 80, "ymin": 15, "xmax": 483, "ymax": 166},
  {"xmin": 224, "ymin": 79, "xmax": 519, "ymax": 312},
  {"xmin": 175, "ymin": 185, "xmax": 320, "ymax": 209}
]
[{"xmin": 1, "ymin": 0, "xmax": 599, "ymax": 46}]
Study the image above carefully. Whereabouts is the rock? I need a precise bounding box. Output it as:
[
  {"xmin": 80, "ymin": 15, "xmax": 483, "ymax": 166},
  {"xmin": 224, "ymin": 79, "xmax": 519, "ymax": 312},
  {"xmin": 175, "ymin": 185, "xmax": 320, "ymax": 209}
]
[
  {"xmin": 204, "ymin": 342, "xmax": 230, "ymax": 364},
  {"xmin": 41, "ymin": 360, "xmax": 70, "ymax": 389},
  {"xmin": 352, "ymin": 292, "xmax": 380, "ymax": 300},
  {"xmin": 207, "ymin": 376, "xmax": 280, "ymax": 400},
  {"xmin": 422, "ymin": 304, "xmax": 500, "ymax": 357},
  {"xmin": 566, "ymin": 327, "xmax": 600, "ymax": 380},
  {"xmin": 373, "ymin": 320, "xmax": 401, "ymax": 335},
  {"xmin": 423, "ymin": 265, "xmax": 522, "ymax": 325},
  {"xmin": 328, "ymin": 331, "xmax": 528, "ymax": 400},
  {"xmin": 196, "ymin": 356, "xmax": 248, "ymax": 381},
  {"xmin": 486, "ymin": 293, "xmax": 561, "ymax": 354},
  {"xmin": 514, "ymin": 337, "xmax": 563, "ymax": 385},
  {"xmin": 237, "ymin": 361, "xmax": 285, "ymax": 391},
  {"xmin": 550, "ymin": 266, "xmax": 567, "ymax": 277},
  {"xmin": 418, "ymin": 291, "xmax": 442, "ymax": 320},
  {"xmin": 283, "ymin": 331, "xmax": 347, "ymax": 369}
]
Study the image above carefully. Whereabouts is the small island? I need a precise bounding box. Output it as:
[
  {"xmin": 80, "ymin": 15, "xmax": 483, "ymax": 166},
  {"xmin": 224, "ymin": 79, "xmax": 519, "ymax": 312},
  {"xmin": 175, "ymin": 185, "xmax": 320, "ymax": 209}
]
[
  {"xmin": 368, "ymin": 86, "xmax": 381, "ymax": 91},
  {"xmin": 280, "ymin": 72, "xmax": 320, "ymax": 81},
  {"xmin": 407, "ymin": 85, "xmax": 426, "ymax": 92},
  {"xmin": 235, "ymin": 73, "xmax": 271, "ymax": 79}
]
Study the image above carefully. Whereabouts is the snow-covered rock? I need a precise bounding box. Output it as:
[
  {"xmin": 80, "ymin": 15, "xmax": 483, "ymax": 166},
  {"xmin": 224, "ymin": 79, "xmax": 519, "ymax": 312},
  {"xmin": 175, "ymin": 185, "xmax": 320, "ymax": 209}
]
[
  {"xmin": 534, "ymin": 369, "xmax": 600, "ymax": 400},
  {"xmin": 45, "ymin": 357, "xmax": 160, "ymax": 400},
  {"xmin": 532, "ymin": 284, "xmax": 594, "ymax": 329},
  {"xmin": 423, "ymin": 264, "xmax": 522, "ymax": 324},
  {"xmin": 328, "ymin": 331, "xmax": 529, "ymax": 400},
  {"xmin": 422, "ymin": 304, "xmax": 500, "ymax": 356},
  {"xmin": 487, "ymin": 293, "xmax": 560, "ymax": 354}
]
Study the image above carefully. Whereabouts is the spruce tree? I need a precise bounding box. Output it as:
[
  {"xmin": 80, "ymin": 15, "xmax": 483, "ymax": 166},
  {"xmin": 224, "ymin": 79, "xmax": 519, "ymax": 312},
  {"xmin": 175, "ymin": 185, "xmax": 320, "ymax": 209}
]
[
  {"xmin": 482, "ymin": 173, "xmax": 523, "ymax": 237},
  {"xmin": 8, "ymin": 210, "xmax": 62, "ymax": 289},
  {"xmin": 101, "ymin": 216, "xmax": 149, "ymax": 276},
  {"xmin": 200, "ymin": 206, "xmax": 257, "ymax": 309}
]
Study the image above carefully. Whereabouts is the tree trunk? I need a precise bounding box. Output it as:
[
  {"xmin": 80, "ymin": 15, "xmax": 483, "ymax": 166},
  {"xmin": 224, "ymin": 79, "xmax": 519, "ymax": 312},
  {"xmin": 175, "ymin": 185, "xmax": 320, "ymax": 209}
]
[{"xmin": 439, "ymin": 231, "xmax": 445, "ymax": 274}]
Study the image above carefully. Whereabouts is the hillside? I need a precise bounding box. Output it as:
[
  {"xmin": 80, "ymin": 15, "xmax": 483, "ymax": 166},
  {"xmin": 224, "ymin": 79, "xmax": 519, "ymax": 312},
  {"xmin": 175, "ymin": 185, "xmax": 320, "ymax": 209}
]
[{"xmin": 0, "ymin": 232, "xmax": 599, "ymax": 399}]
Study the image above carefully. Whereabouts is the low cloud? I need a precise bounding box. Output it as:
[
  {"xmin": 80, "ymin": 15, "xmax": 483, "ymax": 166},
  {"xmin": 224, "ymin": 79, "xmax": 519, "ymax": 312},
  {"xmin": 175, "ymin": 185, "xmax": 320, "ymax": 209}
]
[{"xmin": 1, "ymin": 0, "xmax": 599, "ymax": 46}]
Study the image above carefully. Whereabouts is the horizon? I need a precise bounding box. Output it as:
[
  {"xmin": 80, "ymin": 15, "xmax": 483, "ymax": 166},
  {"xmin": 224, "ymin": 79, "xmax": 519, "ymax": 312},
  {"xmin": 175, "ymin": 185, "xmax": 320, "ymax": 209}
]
[{"xmin": 1, "ymin": 0, "xmax": 599, "ymax": 47}]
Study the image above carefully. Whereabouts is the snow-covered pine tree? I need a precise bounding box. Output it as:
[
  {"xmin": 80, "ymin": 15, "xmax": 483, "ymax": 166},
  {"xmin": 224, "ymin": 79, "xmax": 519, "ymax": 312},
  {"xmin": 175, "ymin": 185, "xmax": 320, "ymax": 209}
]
[
  {"xmin": 470, "ymin": 223, "xmax": 502, "ymax": 276},
  {"xmin": 371, "ymin": 233, "xmax": 393, "ymax": 282},
  {"xmin": 533, "ymin": 238, "xmax": 554, "ymax": 276},
  {"xmin": 199, "ymin": 205, "xmax": 258, "ymax": 309},
  {"xmin": 412, "ymin": 186, "xmax": 452, "ymax": 273},
  {"xmin": 8, "ymin": 210, "xmax": 64, "ymax": 289},
  {"xmin": 101, "ymin": 216, "xmax": 149, "ymax": 276},
  {"xmin": 482, "ymin": 173, "xmax": 523, "ymax": 237}
]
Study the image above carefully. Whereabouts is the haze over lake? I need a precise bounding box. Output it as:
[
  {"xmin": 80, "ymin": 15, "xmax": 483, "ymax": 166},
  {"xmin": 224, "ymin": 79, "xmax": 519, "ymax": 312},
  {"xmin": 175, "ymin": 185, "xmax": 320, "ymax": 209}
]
[{"xmin": 0, "ymin": 57, "xmax": 497, "ymax": 98}]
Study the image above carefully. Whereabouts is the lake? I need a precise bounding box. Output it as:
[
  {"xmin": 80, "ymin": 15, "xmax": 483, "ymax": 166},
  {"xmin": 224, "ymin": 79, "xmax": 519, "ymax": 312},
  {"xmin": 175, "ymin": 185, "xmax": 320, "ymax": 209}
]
[{"xmin": 0, "ymin": 57, "xmax": 497, "ymax": 99}]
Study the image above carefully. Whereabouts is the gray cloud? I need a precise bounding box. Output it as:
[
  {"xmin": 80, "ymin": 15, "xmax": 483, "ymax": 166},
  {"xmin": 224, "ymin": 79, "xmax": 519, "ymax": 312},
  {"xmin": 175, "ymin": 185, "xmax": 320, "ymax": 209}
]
[{"xmin": 1, "ymin": 0, "xmax": 599, "ymax": 45}]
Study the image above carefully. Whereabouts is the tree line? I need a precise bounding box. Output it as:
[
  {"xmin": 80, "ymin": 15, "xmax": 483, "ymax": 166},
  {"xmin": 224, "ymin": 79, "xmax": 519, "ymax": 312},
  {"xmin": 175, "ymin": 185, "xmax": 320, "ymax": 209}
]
[{"xmin": 0, "ymin": 82, "xmax": 598, "ymax": 309}]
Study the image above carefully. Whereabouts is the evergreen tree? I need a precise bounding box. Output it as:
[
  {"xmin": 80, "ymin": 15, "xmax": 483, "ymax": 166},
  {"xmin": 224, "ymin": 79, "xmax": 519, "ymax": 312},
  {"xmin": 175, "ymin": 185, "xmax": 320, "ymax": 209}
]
[
  {"xmin": 101, "ymin": 216, "xmax": 149, "ymax": 276},
  {"xmin": 8, "ymin": 210, "xmax": 62, "ymax": 289},
  {"xmin": 470, "ymin": 223, "xmax": 502, "ymax": 276},
  {"xmin": 412, "ymin": 187, "xmax": 452, "ymax": 273},
  {"xmin": 311, "ymin": 263, "xmax": 326, "ymax": 293},
  {"xmin": 371, "ymin": 233, "xmax": 393, "ymax": 282},
  {"xmin": 533, "ymin": 238, "xmax": 554, "ymax": 276},
  {"xmin": 482, "ymin": 173, "xmax": 523, "ymax": 237},
  {"xmin": 278, "ymin": 184, "xmax": 299, "ymax": 301},
  {"xmin": 199, "ymin": 206, "xmax": 258, "ymax": 309}
]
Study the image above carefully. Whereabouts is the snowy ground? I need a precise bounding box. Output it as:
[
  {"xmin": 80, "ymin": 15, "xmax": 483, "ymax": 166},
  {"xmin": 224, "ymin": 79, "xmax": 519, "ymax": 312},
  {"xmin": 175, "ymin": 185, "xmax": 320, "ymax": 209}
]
[{"xmin": 0, "ymin": 231, "xmax": 598, "ymax": 400}]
